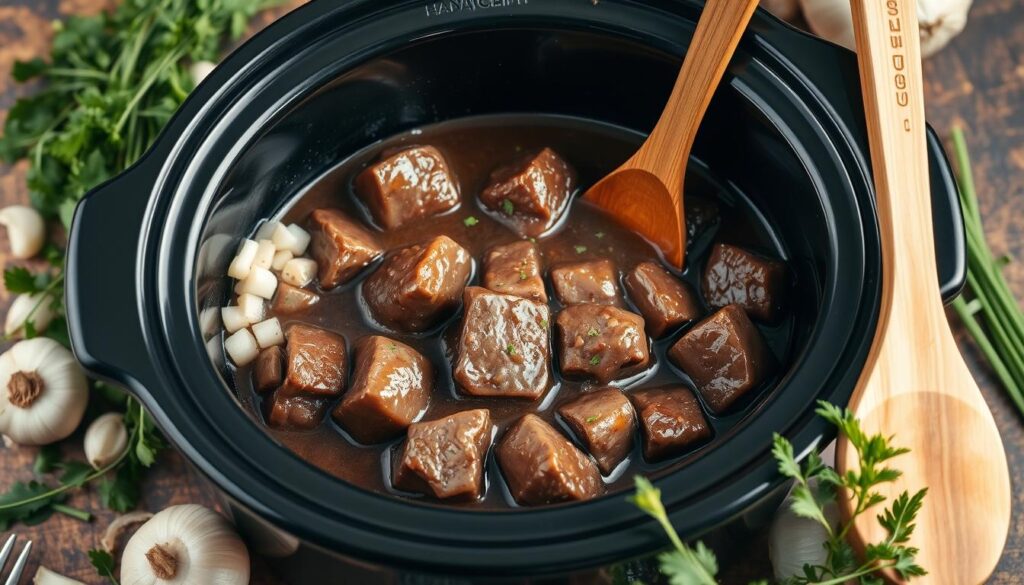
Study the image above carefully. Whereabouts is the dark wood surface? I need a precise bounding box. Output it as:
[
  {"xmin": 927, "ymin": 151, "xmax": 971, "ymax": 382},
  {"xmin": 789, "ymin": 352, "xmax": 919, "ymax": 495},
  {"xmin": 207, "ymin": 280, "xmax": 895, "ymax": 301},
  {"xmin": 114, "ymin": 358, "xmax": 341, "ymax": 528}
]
[{"xmin": 0, "ymin": 1, "xmax": 1021, "ymax": 583}]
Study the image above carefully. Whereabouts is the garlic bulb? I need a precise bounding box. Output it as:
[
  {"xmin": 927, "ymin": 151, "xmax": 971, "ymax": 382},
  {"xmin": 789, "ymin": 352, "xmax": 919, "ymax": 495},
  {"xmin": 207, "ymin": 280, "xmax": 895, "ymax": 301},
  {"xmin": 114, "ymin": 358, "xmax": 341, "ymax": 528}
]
[
  {"xmin": 4, "ymin": 292, "xmax": 56, "ymax": 338},
  {"xmin": 33, "ymin": 566, "xmax": 85, "ymax": 585},
  {"xmin": 760, "ymin": 0, "xmax": 800, "ymax": 22},
  {"xmin": 120, "ymin": 505, "xmax": 250, "ymax": 585},
  {"xmin": 0, "ymin": 205, "xmax": 45, "ymax": 259},
  {"xmin": 190, "ymin": 60, "xmax": 217, "ymax": 86},
  {"xmin": 769, "ymin": 478, "xmax": 840, "ymax": 580},
  {"xmin": 85, "ymin": 412, "xmax": 129, "ymax": 469},
  {"xmin": 800, "ymin": 0, "xmax": 971, "ymax": 57},
  {"xmin": 0, "ymin": 338, "xmax": 88, "ymax": 445}
]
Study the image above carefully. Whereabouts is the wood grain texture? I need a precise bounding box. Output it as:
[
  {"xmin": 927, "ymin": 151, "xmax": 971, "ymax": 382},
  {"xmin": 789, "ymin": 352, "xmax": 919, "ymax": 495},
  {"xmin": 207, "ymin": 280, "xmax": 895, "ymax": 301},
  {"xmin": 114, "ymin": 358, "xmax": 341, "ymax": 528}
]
[
  {"xmin": 0, "ymin": 0, "xmax": 1022, "ymax": 583},
  {"xmin": 583, "ymin": 0, "xmax": 759, "ymax": 269}
]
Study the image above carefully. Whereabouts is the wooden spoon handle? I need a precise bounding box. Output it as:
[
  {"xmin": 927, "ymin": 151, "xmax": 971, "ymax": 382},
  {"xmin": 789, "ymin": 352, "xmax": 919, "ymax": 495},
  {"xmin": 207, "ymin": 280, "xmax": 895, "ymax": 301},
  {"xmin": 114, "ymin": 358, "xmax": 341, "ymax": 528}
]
[{"xmin": 634, "ymin": 0, "xmax": 759, "ymax": 186}]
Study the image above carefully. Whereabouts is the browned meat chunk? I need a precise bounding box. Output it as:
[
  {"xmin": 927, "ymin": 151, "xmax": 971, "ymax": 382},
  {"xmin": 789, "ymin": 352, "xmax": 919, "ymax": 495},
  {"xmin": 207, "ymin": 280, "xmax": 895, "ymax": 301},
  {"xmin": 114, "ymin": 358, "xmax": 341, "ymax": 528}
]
[
  {"xmin": 702, "ymin": 243, "xmax": 787, "ymax": 322},
  {"xmin": 333, "ymin": 336, "xmax": 433, "ymax": 444},
  {"xmin": 556, "ymin": 304, "xmax": 649, "ymax": 383},
  {"xmin": 265, "ymin": 393, "xmax": 328, "ymax": 430},
  {"xmin": 496, "ymin": 414, "xmax": 602, "ymax": 505},
  {"xmin": 454, "ymin": 287, "xmax": 550, "ymax": 400},
  {"xmin": 354, "ymin": 146, "xmax": 460, "ymax": 230},
  {"xmin": 482, "ymin": 241, "xmax": 547, "ymax": 303},
  {"xmin": 685, "ymin": 195, "xmax": 720, "ymax": 245},
  {"xmin": 624, "ymin": 261, "xmax": 702, "ymax": 338},
  {"xmin": 253, "ymin": 346, "xmax": 283, "ymax": 394},
  {"xmin": 271, "ymin": 283, "xmax": 320, "ymax": 315},
  {"xmin": 307, "ymin": 209, "xmax": 383, "ymax": 289},
  {"xmin": 668, "ymin": 305, "xmax": 774, "ymax": 413},
  {"xmin": 550, "ymin": 259, "xmax": 622, "ymax": 307},
  {"xmin": 481, "ymin": 148, "xmax": 576, "ymax": 237},
  {"xmin": 557, "ymin": 387, "xmax": 636, "ymax": 475},
  {"xmin": 392, "ymin": 409, "xmax": 493, "ymax": 500},
  {"xmin": 629, "ymin": 386, "xmax": 711, "ymax": 461},
  {"xmin": 282, "ymin": 324, "xmax": 347, "ymax": 397},
  {"xmin": 363, "ymin": 236, "xmax": 472, "ymax": 332}
]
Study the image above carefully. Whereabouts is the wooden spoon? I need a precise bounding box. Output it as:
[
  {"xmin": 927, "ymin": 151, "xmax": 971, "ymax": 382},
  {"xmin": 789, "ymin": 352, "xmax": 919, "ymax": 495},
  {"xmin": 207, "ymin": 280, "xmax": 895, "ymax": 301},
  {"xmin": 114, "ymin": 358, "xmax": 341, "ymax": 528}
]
[
  {"xmin": 582, "ymin": 0, "xmax": 759, "ymax": 269},
  {"xmin": 839, "ymin": 1, "xmax": 1011, "ymax": 582}
]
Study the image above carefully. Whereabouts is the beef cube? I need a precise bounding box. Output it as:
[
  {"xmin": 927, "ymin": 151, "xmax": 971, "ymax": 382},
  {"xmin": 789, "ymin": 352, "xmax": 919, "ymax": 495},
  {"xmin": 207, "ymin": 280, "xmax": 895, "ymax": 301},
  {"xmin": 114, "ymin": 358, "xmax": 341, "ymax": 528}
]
[
  {"xmin": 282, "ymin": 324, "xmax": 347, "ymax": 397},
  {"xmin": 497, "ymin": 414, "xmax": 602, "ymax": 505},
  {"xmin": 550, "ymin": 259, "xmax": 623, "ymax": 307},
  {"xmin": 271, "ymin": 283, "xmax": 321, "ymax": 315},
  {"xmin": 624, "ymin": 261, "xmax": 702, "ymax": 338},
  {"xmin": 482, "ymin": 241, "xmax": 547, "ymax": 303},
  {"xmin": 333, "ymin": 336, "xmax": 433, "ymax": 444},
  {"xmin": 481, "ymin": 148, "xmax": 576, "ymax": 237},
  {"xmin": 392, "ymin": 409, "xmax": 493, "ymax": 500},
  {"xmin": 629, "ymin": 386, "xmax": 711, "ymax": 461},
  {"xmin": 265, "ymin": 393, "xmax": 328, "ymax": 430},
  {"xmin": 557, "ymin": 387, "xmax": 636, "ymax": 475},
  {"xmin": 363, "ymin": 236, "xmax": 472, "ymax": 332},
  {"xmin": 685, "ymin": 195, "xmax": 720, "ymax": 245},
  {"xmin": 556, "ymin": 304, "xmax": 649, "ymax": 383},
  {"xmin": 307, "ymin": 209, "xmax": 383, "ymax": 289},
  {"xmin": 253, "ymin": 346, "xmax": 283, "ymax": 394},
  {"xmin": 355, "ymin": 146, "xmax": 460, "ymax": 230},
  {"xmin": 668, "ymin": 305, "xmax": 774, "ymax": 413},
  {"xmin": 702, "ymin": 243, "xmax": 787, "ymax": 322},
  {"xmin": 454, "ymin": 287, "xmax": 551, "ymax": 400}
]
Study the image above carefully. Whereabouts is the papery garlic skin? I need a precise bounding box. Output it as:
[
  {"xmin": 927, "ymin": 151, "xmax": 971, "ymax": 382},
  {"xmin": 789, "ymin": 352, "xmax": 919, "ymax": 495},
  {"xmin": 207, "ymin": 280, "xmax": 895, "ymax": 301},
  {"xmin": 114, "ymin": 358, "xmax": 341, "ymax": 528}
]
[
  {"xmin": 0, "ymin": 205, "xmax": 45, "ymax": 259},
  {"xmin": 33, "ymin": 566, "xmax": 85, "ymax": 585},
  {"xmin": 5, "ymin": 292, "xmax": 56, "ymax": 338},
  {"xmin": 120, "ymin": 505, "xmax": 250, "ymax": 585},
  {"xmin": 760, "ymin": 0, "xmax": 800, "ymax": 21},
  {"xmin": 800, "ymin": 0, "xmax": 972, "ymax": 57},
  {"xmin": 0, "ymin": 338, "xmax": 88, "ymax": 445},
  {"xmin": 85, "ymin": 412, "xmax": 129, "ymax": 470}
]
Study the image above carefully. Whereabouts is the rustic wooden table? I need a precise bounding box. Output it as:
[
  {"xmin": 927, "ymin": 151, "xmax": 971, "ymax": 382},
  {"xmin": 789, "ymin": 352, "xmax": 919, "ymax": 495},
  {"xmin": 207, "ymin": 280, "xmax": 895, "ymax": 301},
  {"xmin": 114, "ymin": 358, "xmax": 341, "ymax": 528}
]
[{"xmin": 0, "ymin": 1, "xmax": 1021, "ymax": 583}]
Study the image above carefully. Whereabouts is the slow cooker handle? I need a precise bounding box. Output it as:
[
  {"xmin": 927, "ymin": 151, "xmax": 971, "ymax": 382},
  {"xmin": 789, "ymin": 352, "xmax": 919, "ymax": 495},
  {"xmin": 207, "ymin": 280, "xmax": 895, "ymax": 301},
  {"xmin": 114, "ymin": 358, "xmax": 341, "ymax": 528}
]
[
  {"xmin": 925, "ymin": 126, "xmax": 967, "ymax": 303},
  {"xmin": 66, "ymin": 159, "xmax": 157, "ymax": 396}
]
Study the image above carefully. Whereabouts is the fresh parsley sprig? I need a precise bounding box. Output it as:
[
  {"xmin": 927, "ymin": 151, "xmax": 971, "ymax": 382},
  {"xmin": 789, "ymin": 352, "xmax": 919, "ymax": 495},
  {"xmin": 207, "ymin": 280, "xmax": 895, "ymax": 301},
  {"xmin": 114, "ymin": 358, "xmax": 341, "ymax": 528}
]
[{"xmin": 628, "ymin": 400, "xmax": 927, "ymax": 584}]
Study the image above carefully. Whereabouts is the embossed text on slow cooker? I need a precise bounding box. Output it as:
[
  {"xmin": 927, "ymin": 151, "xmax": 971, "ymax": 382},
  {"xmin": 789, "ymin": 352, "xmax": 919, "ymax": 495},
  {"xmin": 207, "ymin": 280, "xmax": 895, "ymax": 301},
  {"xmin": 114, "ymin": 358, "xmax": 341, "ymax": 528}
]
[
  {"xmin": 885, "ymin": 0, "xmax": 911, "ymax": 132},
  {"xmin": 425, "ymin": 0, "xmax": 528, "ymax": 17}
]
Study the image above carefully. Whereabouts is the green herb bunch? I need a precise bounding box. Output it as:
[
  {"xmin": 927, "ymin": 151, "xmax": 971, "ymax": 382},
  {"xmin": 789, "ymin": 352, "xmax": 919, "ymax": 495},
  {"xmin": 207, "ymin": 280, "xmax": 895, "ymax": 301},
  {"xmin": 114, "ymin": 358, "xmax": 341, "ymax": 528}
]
[
  {"xmin": 0, "ymin": 0, "xmax": 283, "ymax": 526},
  {"xmin": 628, "ymin": 401, "xmax": 927, "ymax": 585}
]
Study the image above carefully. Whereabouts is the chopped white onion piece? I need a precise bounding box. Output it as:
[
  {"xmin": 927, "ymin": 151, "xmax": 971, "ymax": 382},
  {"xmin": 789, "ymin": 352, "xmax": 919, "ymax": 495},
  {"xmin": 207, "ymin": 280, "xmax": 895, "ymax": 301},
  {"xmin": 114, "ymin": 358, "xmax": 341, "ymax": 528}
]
[
  {"xmin": 272, "ymin": 223, "xmax": 311, "ymax": 255},
  {"xmin": 238, "ymin": 293, "xmax": 266, "ymax": 324},
  {"xmin": 221, "ymin": 306, "xmax": 249, "ymax": 334},
  {"xmin": 236, "ymin": 266, "xmax": 278, "ymax": 299},
  {"xmin": 255, "ymin": 221, "xmax": 282, "ymax": 241},
  {"xmin": 281, "ymin": 258, "xmax": 317, "ymax": 287},
  {"xmin": 253, "ymin": 239, "xmax": 276, "ymax": 270},
  {"xmin": 271, "ymin": 249, "xmax": 293, "ymax": 271},
  {"xmin": 227, "ymin": 239, "xmax": 259, "ymax": 280},
  {"xmin": 287, "ymin": 224, "xmax": 311, "ymax": 255},
  {"xmin": 252, "ymin": 317, "xmax": 285, "ymax": 348},
  {"xmin": 225, "ymin": 328, "xmax": 260, "ymax": 366}
]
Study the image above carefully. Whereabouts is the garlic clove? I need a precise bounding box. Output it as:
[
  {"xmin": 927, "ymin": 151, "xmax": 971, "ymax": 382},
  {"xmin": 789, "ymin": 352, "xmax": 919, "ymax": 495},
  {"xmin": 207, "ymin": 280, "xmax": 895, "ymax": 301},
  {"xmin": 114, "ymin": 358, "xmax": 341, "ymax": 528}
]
[
  {"xmin": 271, "ymin": 223, "xmax": 311, "ymax": 256},
  {"xmin": 120, "ymin": 505, "xmax": 250, "ymax": 585},
  {"xmin": 100, "ymin": 511, "xmax": 155, "ymax": 553},
  {"xmin": 227, "ymin": 239, "xmax": 259, "ymax": 280},
  {"xmin": 237, "ymin": 293, "xmax": 265, "ymax": 324},
  {"xmin": 760, "ymin": 0, "xmax": 800, "ymax": 21},
  {"xmin": 236, "ymin": 266, "xmax": 278, "ymax": 299},
  {"xmin": 800, "ymin": 0, "xmax": 855, "ymax": 51},
  {"xmin": 221, "ymin": 306, "xmax": 248, "ymax": 334},
  {"xmin": 190, "ymin": 60, "xmax": 217, "ymax": 86},
  {"xmin": 0, "ymin": 338, "xmax": 88, "ymax": 445},
  {"xmin": 0, "ymin": 205, "xmax": 46, "ymax": 259},
  {"xmin": 271, "ymin": 249, "xmax": 293, "ymax": 272},
  {"xmin": 287, "ymin": 224, "xmax": 311, "ymax": 255},
  {"xmin": 84, "ymin": 412, "xmax": 129, "ymax": 470},
  {"xmin": 225, "ymin": 328, "xmax": 259, "ymax": 366},
  {"xmin": 4, "ymin": 292, "xmax": 56, "ymax": 338},
  {"xmin": 33, "ymin": 566, "xmax": 85, "ymax": 585},
  {"xmin": 252, "ymin": 317, "xmax": 284, "ymax": 348},
  {"xmin": 255, "ymin": 220, "xmax": 281, "ymax": 241},
  {"xmin": 281, "ymin": 258, "xmax": 317, "ymax": 288},
  {"xmin": 252, "ymin": 239, "xmax": 276, "ymax": 270}
]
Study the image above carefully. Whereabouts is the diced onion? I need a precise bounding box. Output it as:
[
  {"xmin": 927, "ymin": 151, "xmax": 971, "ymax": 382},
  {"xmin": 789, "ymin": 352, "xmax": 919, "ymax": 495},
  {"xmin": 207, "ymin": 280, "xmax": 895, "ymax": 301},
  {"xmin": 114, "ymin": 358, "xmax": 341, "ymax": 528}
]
[
  {"xmin": 238, "ymin": 293, "xmax": 265, "ymax": 324},
  {"xmin": 255, "ymin": 221, "xmax": 281, "ymax": 241},
  {"xmin": 252, "ymin": 317, "xmax": 285, "ymax": 348},
  {"xmin": 227, "ymin": 239, "xmax": 259, "ymax": 280},
  {"xmin": 253, "ymin": 239, "xmax": 276, "ymax": 270},
  {"xmin": 281, "ymin": 258, "xmax": 317, "ymax": 288},
  {"xmin": 221, "ymin": 306, "xmax": 249, "ymax": 333},
  {"xmin": 225, "ymin": 329, "xmax": 260, "ymax": 366},
  {"xmin": 271, "ymin": 250, "xmax": 293, "ymax": 271},
  {"xmin": 236, "ymin": 267, "xmax": 278, "ymax": 299},
  {"xmin": 272, "ymin": 223, "xmax": 311, "ymax": 256},
  {"xmin": 287, "ymin": 224, "xmax": 311, "ymax": 255}
]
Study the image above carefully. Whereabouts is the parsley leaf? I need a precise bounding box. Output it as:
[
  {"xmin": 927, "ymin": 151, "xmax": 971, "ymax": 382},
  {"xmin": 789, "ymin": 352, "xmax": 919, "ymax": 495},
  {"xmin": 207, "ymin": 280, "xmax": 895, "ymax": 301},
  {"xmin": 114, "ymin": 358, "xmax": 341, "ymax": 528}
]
[
  {"xmin": 501, "ymin": 198, "xmax": 515, "ymax": 215},
  {"xmin": 88, "ymin": 549, "xmax": 120, "ymax": 585},
  {"xmin": 574, "ymin": 245, "xmax": 587, "ymax": 254},
  {"xmin": 589, "ymin": 355, "xmax": 601, "ymax": 366},
  {"xmin": 463, "ymin": 216, "xmax": 479, "ymax": 227},
  {"xmin": 505, "ymin": 344, "xmax": 517, "ymax": 356},
  {"xmin": 3, "ymin": 266, "xmax": 45, "ymax": 293}
]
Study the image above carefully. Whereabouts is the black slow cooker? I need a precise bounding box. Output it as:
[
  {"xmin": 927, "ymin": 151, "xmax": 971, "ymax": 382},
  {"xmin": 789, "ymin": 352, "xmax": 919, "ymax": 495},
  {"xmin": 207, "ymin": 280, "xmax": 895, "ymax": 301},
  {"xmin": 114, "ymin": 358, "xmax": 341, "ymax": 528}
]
[{"xmin": 65, "ymin": 0, "xmax": 966, "ymax": 581}]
